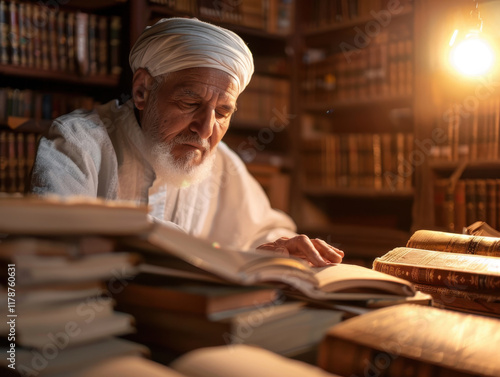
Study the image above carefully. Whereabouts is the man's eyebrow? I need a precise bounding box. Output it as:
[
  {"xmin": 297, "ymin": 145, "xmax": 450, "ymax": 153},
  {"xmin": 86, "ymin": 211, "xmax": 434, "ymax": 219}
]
[{"xmin": 177, "ymin": 89, "xmax": 237, "ymax": 113}]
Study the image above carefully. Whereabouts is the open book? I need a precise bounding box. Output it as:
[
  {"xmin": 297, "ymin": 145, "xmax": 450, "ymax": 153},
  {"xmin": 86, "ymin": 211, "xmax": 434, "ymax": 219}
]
[
  {"xmin": 49, "ymin": 345, "xmax": 341, "ymax": 377},
  {"xmin": 121, "ymin": 222, "xmax": 416, "ymax": 301},
  {"xmin": 373, "ymin": 229, "xmax": 500, "ymax": 317}
]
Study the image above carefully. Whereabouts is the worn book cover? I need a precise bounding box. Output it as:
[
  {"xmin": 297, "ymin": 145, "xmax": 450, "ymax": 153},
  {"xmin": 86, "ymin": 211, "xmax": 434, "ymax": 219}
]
[{"xmin": 318, "ymin": 304, "xmax": 500, "ymax": 377}]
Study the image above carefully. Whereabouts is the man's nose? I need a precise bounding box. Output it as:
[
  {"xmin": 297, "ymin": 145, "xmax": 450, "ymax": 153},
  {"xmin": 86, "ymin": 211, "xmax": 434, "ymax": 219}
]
[{"xmin": 190, "ymin": 107, "xmax": 215, "ymax": 139}]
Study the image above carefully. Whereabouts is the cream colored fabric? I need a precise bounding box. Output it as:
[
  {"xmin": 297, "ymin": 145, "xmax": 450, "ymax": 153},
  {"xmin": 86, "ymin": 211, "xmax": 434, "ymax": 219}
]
[
  {"xmin": 31, "ymin": 100, "xmax": 297, "ymax": 250},
  {"xmin": 129, "ymin": 17, "xmax": 254, "ymax": 94}
]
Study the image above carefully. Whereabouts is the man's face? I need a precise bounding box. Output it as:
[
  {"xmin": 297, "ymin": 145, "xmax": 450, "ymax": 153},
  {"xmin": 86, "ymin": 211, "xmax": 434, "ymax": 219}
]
[{"xmin": 141, "ymin": 67, "xmax": 239, "ymax": 172}]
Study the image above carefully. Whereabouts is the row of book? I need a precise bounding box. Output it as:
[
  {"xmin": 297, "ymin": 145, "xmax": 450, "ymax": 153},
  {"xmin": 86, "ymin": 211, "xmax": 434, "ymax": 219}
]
[
  {"xmin": 232, "ymin": 74, "xmax": 291, "ymax": 128},
  {"xmin": 302, "ymin": 132, "xmax": 413, "ymax": 190},
  {"xmin": 0, "ymin": 87, "xmax": 97, "ymax": 124},
  {"xmin": 149, "ymin": 0, "xmax": 294, "ymax": 35},
  {"xmin": 431, "ymin": 97, "xmax": 500, "ymax": 162},
  {"xmin": 0, "ymin": 1, "xmax": 122, "ymax": 77},
  {"xmin": 0, "ymin": 129, "xmax": 39, "ymax": 194},
  {"xmin": 434, "ymin": 178, "xmax": 500, "ymax": 233},
  {"xmin": 302, "ymin": 30, "xmax": 412, "ymax": 105},
  {"xmin": 301, "ymin": 0, "xmax": 413, "ymax": 30}
]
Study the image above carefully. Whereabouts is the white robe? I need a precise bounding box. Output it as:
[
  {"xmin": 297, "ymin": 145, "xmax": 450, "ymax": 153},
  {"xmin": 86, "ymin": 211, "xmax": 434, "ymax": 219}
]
[{"xmin": 31, "ymin": 100, "xmax": 297, "ymax": 250}]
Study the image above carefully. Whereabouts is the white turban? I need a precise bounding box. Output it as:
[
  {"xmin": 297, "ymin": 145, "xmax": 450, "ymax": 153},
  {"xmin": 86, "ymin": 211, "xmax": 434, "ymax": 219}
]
[{"xmin": 129, "ymin": 17, "xmax": 254, "ymax": 94}]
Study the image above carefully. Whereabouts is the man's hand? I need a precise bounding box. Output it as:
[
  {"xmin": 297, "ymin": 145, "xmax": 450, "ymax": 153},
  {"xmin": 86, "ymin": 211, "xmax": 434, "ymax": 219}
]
[{"xmin": 257, "ymin": 235, "xmax": 344, "ymax": 267}]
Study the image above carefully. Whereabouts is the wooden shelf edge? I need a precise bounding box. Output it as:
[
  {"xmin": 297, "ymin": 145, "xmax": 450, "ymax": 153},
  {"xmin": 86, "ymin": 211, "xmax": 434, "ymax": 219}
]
[
  {"xmin": 0, "ymin": 64, "xmax": 120, "ymax": 87},
  {"xmin": 303, "ymin": 186, "xmax": 414, "ymax": 199},
  {"xmin": 429, "ymin": 159, "xmax": 500, "ymax": 171},
  {"xmin": 302, "ymin": 95, "xmax": 413, "ymax": 112}
]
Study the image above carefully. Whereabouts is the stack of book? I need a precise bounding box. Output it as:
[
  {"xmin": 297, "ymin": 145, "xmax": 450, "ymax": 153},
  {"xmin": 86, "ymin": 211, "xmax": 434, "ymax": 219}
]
[
  {"xmin": 0, "ymin": 195, "xmax": 152, "ymax": 376},
  {"xmin": 373, "ymin": 228, "xmax": 500, "ymax": 318}
]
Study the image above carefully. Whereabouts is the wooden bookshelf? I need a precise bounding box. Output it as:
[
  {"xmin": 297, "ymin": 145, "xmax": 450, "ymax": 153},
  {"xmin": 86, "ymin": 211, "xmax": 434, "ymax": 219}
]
[{"xmin": 0, "ymin": 64, "xmax": 120, "ymax": 87}]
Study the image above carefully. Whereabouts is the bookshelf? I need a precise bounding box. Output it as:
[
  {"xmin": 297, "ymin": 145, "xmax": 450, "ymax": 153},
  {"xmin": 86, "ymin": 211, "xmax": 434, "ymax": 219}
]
[
  {"xmin": 412, "ymin": 0, "xmax": 500, "ymax": 234},
  {"xmin": 290, "ymin": 0, "xmax": 416, "ymax": 263},
  {"xmin": 0, "ymin": 0, "xmax": 128, "ymax": 194}
]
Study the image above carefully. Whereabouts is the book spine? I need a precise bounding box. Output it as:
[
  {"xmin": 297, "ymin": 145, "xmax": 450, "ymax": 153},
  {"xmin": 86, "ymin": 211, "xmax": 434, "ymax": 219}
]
[
  {"xmin": 0, "ymin": 0, "xmax": 7, "ymax": 64},
  {"xmin": 98, "ymin": 16, "xmax": 108, "ymax": 75},
  {"xmin": 75, "ymin": 11, "xmax": 89, "ymax": 76},
  {"xmin": 24, "ymin": 2, "xmax": 34, "ymax": 68},
  {"xmin": 66, "ymin": 11, "xmax": 75, "ymax": 73},
  {"xmin": 109, "ymin": 16, "xmax": 121, "ymax": 76},
  {"xmin": 8, "ymin": 0, "xmax": 19, "ymax": 65},
  {"xmin": 17, "ymin": 1, "xmax": 27, "ymax": 66},
  {"xmin": 88, "ymin": 13, "xmax": 97, "ymax": 75},
  {"xmin": 57, "ymin": 11, "xmax": 67, "ymax": 72},
  {"xmin": 48, "ymin": 8, "xmax": 58, "ymax": 71}
]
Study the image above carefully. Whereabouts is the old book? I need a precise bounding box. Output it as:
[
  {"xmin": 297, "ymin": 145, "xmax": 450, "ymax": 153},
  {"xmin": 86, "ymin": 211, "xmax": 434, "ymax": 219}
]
[
  {"xmin": 113, "ymin": 275, "xmax": 280, "ymax": 316},
  {"xmin": 0, "ymin": 1, "xmax": 7, "ymax": 64},
  {"xmin": 465, "ymin": 220, "xmax": 500, "ymax": 238},
  {"xmin": 318, "ymin": 304, "xmax": 500, "ymax": 377},
  {"xmin": 109, "ymin": 16, "xmax": 121, "ymax": 76},
  {"xmin": 373, "ymin": 246, "xmax": 500, "ymax": 295},
  {"xmin": 406, "ymin": 228, "xmax": 500, "ymax": 257},
  {"xmin": 0, "ymin": 195, "xmax": 151, "ymax": 235},
  {"xmin": 412, "ymin": 283, "xmax": 500, "ymax": 318},
  {"xmin": 75, "ymin": 12, "xmax": 89, "ymax": 76}
]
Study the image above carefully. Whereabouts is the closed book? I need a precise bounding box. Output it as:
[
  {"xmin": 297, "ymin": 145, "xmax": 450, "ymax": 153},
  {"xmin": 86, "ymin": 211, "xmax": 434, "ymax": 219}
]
[
  {"xmin": 8, "ymin": 0, "xmax": 18, "ymax": 65},
  {"xmin": 318, "ymin": 304, "xmax": 500, "ymax": 377},
  {"xmin": 0, "ymin": 0, "xmax": 7, "ymax": 64},
  {"xmin": 113, "ymin": 275, "xmax": 280, "ymax": 316},
  {"xmin": 373, "ymin": 246, "xmax": 500, "ymax": 294},
  {"xmin": 412, "ymin": 283, "xmax": 500, "ymax": 318},
  {"xmin": 407, "ymin": 229, "xmax": 500, "ymax": 257},
  {"xmin": 75, "ymin": 12, "xmax": 89, "ymax": 76}
]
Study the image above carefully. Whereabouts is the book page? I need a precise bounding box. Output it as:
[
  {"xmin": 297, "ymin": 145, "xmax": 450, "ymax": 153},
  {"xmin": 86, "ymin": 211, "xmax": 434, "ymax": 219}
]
[
  {"xmin": 313, "ymin": 263, "xmax": 415, "ymax": 297},
  {"xmin": 171, "ymin": 344, "xmax": 340, "ymax": 377}
]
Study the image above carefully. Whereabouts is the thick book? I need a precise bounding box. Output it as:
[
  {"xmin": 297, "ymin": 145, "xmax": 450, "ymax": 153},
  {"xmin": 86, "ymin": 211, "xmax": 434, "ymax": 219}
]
[
  {"xmin": 113, "ymin": 275, "xmax": 280, "ymax": 316},
  {"xmin": 373, "ymin": 246, "xmax": 500, "ymax": 295},
  {"xmin": 318, "ymin": 304, "xmax": 500, "ymax": 377},
  {"xmin": 406, "ymin": 228, "xmax": 500, "ymax": 257},
  {"xmin": 0, "ymin": 195, "xmax": 151, "ymax": 235}
]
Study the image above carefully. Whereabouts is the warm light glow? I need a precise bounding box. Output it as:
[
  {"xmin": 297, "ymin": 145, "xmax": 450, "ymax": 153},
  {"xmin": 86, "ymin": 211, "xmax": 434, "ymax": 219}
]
[{"xmin": 450, "ymin": 36, "xmax": 495, "ymax": 76}]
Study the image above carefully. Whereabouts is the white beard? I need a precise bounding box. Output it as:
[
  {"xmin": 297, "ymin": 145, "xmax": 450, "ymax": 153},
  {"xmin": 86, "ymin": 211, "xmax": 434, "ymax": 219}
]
[{"xmin": 141, "ymin": 90, "xmax": 216, "ymax": 188}]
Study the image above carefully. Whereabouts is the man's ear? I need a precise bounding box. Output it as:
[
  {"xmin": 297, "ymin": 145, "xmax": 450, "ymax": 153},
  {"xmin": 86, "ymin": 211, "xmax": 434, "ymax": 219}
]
[{"xmin": 132, "ymin": 68, "xmax": 154, "ymax": 110}]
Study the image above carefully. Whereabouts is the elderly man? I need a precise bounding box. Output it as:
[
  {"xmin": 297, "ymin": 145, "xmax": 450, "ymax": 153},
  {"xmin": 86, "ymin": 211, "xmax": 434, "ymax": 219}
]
[{"xmin": 31, "ymin": 17, "xmax": 344, "ymax": 266}]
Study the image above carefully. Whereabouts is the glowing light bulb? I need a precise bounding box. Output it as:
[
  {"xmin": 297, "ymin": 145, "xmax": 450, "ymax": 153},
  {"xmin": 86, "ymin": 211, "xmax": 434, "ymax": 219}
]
[{"xmin": 450, "ymin": 36, "xmax": 495, "ymax": 76}]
